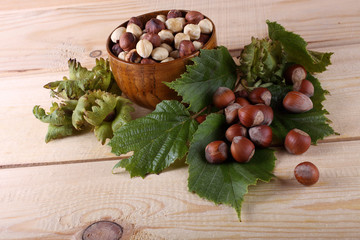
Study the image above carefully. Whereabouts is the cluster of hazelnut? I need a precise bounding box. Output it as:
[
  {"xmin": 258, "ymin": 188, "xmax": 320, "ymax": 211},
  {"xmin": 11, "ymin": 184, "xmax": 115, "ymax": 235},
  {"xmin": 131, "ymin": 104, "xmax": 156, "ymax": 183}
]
[
  {"xmin": 202, "ymin": 63, "xmax": 319, "ymax": 186},
  {"xmin": 110, "ymin": 10, "xmax": 213, "ymax": 64}
]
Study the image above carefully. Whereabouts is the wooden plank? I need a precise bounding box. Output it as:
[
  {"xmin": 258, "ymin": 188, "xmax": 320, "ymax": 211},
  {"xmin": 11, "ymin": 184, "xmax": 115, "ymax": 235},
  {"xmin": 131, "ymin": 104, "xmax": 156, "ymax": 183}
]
[
  {"xmin": 0, "ymin": 0, "xmax": 359, "ymax": 76},
  {"xmin": 0, "ymin": 140, "xmax": 359, "ymax": 239}
]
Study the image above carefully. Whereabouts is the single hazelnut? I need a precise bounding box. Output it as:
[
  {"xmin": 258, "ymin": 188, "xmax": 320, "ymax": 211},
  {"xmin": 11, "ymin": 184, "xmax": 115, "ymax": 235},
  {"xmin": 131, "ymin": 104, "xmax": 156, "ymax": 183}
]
[
  {"xmin": 225, "ymin": 103, "xmax": 242, "ymax": 124},
  {"xmin": 169, "ymin": 50, "xmax": 180, "ymax": 59},
  {"xmin": 128, "ymin": 16, "xmax": 144, "ymax": 29},
  {"xmin": 193, "ymin": 41, "xmax": 203, "ymax": 50},
  {"xmin": 140, "ymin": 58, "xmax": 157, "ymax": 64},
  {"xmin": 111, "ymin": 26, "xmax": 126, "ymax": 43},
  {"xmin": 249, "ymin": 125, "xmax": 272, "ymax": 148},
  {"xmin": 185, "ymin": 11, "xmax": 204, "ymax": 24},
  {"xmin": 145, "ymin": 18, "xmax": 166, "ymax": 34},
  {"xmin": 158, "ymin": 30, "xmax": 174, "ymax": 45},
  {"xmin": 165, "ymin": 18, "xmax": 184, "ymax": 33},
  {"xmin": 183, "ymin": 24, "xmax": 201, "ymax": 40},
  {"xmin": 225, "ymin": 124, "xmax": 247, "ymax": 142},
  {"xmin": 283, "ymin": 91, "xmax": 313, "ymax": 113},
  {"xmin": 126, "ymin": 23, "xmax": 143, "ymax": 38},
  {"xmin": 178, "ymin": 40, "xmax": 196, "ymax": 57},
  {"xmin": 161, "ymin": 57, "xmax": 175, "ymax": 63},
  {"xmin": 256, "ymin": 104, "xmax": 273, "ymax": 126},
  {"xmin": 174, "ymin": 33, "xmax": 191, "ymax": 49},
  {"xmin": 142, "ymin": 33, "xmax": 161, "ymax": 47},
  {"xmin": 294, "ymin": 162, "xmax": 319, "ymax": 186},
  {"xmin": 160, "ymin": 43, "xmax": 173, "ymax": 53},
  {"xmin": 151, "ymin": 47, "xmax": 169, "ymax": 61},
  {"xmin": 213, "ymin": 87, "xmax": 235, "ymax": 109},
  {"xmin": 125, "ymin": 49, "xmax": 141, "ymax": 63},
  {"xmin": 177, "ymin": 17, "xmax": 186, "ymax": 26},
  {"xmin": 205, "ymin": 140, "xmax": 228, "ymax": 164},
  {"xmin": 198, "ymin": 19, "xmax": 213, "ymax": 34},
  {"xmin": 238, "ymin": 105, "xmax": 265, "ymax": 128},
  {"xmin": 248, "ymin": 87, "xmax": 272, "ymax": 106},
  {"xmin": 197, "ymin": 33, "xmax": 210, "ymax": 44},
  {"xmin": 284, "ymin": 64, "xmax": 307, "ymax": 85},
  {"xmin": 111, "ymin": 43, "xmax": 123, "ymax": 56},
  {"xmin": 156, "ymin": 14, "xmax": 167, "ymax": 23},
  {"xmin": 231, "ymin": 136, "xmax": 255, "ymax": 163},
  {"xmin": 167, "ymin": 10, "xmax": 183, "ymax": 19},
  {"xmin": 293, "ymin": 79, "xmax": 314, "ymax": 97},
  {"xmin": 119, "ymin": 32, "xmax": 137, "ymax": 52},
  {"xmin": 235, "ymin": 97, "xmax": 251, "ymax": 107},
  {"xmin": 136, "ymin": 39, "xmax": 153, "ymax": 58},
  {"xmin": 285, "ymin": 129, "xmax": 311, "ymax": 155},
  {"xmin": 118, "ymin": 51, "xmax": 128, "ymax": 61}
]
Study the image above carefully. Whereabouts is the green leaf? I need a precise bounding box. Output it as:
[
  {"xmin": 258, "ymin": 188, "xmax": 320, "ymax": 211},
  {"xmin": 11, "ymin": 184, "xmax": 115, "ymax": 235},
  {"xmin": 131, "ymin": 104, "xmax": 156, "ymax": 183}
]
[
  {"xmin": 269, "ymin": 74, "xmax": 335, "ymax": 144},
  {"xmin": 109, "ymin": 100, "xmax": 198, "ymax": 178},
  {"xmin": 267, "ymin": 20, "xmax": 333, "ymax": 73},
  {"xmin": 187, "ymin": 113, "xmax": 276, "ymax": 220},
  {"xmin": 166, "ymin": 46, "xmax": 237, "ymax": 112}
]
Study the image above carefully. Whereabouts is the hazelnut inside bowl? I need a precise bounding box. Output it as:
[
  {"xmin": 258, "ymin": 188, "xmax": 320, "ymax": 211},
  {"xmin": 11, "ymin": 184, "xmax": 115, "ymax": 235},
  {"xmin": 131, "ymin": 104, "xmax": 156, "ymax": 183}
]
[{"xmin": 106, "ymin": 10, "xmax": 217, "ymax": 109}]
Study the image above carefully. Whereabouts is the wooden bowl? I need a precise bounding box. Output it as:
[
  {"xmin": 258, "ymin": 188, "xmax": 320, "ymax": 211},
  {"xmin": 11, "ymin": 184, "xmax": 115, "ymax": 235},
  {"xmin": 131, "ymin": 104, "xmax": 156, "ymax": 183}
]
[{"xmin": 106, "ymin": 10, "xmax": 217, "ymax": 109}]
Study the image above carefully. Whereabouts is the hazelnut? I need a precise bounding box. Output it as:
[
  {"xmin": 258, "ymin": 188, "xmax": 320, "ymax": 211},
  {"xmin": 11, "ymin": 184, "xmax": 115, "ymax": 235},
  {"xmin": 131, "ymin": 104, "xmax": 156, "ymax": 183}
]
[
  {"xmin": 285, "ymin": 129, "xmax": 311, "ymax": 155},
  {"xmin": 165, "ymin": 18, "xmax": 184, "ymax": 33},
  {"xmin": 249, "ymin": 125, "xmax": 272, "ymax": 148},
  {"xmin": 125, "ymin": 49, "xmax": 141, "ymax": 63},
  {"xmin": 158, "ymin": 29, "xmax": 174, "ymax": 45},
  {"xmin": 284, "ymin": 64, "xmax": 307, "ymax": 85},
  {"xmin": 193, "ymin": 41, "xmax": 203, "ymax": 50},
  {"xmin": 111, "ymin": 43, "xmax": 123, "ymax": 56},
  {"xmin": 248, "ymin": 87, "xmax": 272, "ymax": 106},
  {"xmin": 185, "ymin": 11, "xmax": 204, "ymax": 24},
  {"xmin": 225, "ymin": 103, "xmax": 242, "ymax": 124},
  {"xmin": 160, "ymin": 43, "xmax": 173, "ymax": 53},
  {"xmin": 256, "ymin": 104, "xmax": 273, "ymax": 126},
  {"xmin": 167, "ymin": 9, "xmax": 183, "ymax": 19},
  {"xmin": 118, "ymin": 51, "xmax": 127, "ymax": 61},
  {"xmin": 161, "ymin": 57, "xmax": 175, "ymax": 63},
  {"xmin": 136, "ymin": 39, "xmax": 153, "ymax": 58},
  {"xmin": 225, "ymin": 124, "xmax": 247, "ymax": 142},
  {"xmin": 151, "ymin": 47, "xmax": 169, "ymax": 61},
  {"xmin": 198, "ymin": 19, "xmax": 213, "ymax": 34},
  {"xmin": 231, "ymin": 136, "xmax": 255, "ymax": 163},
  {"xmin": 205, "ymin": 140, "xmax": 228, "ymax": 164},
  {"xmin": 235, "ymin": 97, "xmax": 250, "ymax": 107},
  {"xmin": 111, "ymin": 26, "xmax": 126, "ymax": 43},
  {"xmin": 238, "ymin": 105, "xmax": 265, "ymax": 127},
  {"xmin": 197, "ymin": 33, "xmax": 210, "ymax": 44},
  {"xmin": 293, "ymin": 79, "xmax": 314, "ymax": 97},
  {"xmin": 179, "ymin": 40, "xmax": 196, "ymax": 57},
  {"xmin": 169, "ymin": 50, "xmax": 180, "ymax": 59},
  {"xmin": 142, "ymin": 33, "xmax": 161, "ymax": 47},
  {"xmin": 212, "ymin": 87, "xmax": 235, "ymax": 109},
  {"xmin": 183, "ymin": 24, "xmax": 201, "ymax": 40},
  {"xmin": 294, "ymin": 162, "xmax": 319, "ymax": 186},
  {"xmin": 283, "ymin": 91, "xmax": 313, "ymax": 113},
  {"xmin": 126, "ymin": 23, "xmax": 143, "ymax": 38},
  {"xmin": 140, "ymin": 58, "xmax": 157, "ymax": 64},
  {"xmin": 119, "ymin": 32, "xmax": 137, "ymax": 52},
  {"xmin": 145, "ymin": 18, "xmax": 166, "ymax": 34},
  {"xmin": 156, "ymin": 14, "xmax": 167, "ymax": 23},
  {"xmin": 174, "ymin": 33, "xmax": 191, "ymax": 49},
  {"xmin": 128, "ymin": 16, "xmax": 144, "ymax": 29}
]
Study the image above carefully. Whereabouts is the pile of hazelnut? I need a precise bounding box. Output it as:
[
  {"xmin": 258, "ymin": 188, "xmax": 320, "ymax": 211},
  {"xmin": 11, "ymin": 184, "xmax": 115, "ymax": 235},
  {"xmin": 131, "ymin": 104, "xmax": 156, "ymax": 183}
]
[
  {"xmin": 203, "ymin": 64, "xmax": 319, "ymax": 186},
  {"xmin": 110, "ymin": 10, "xmax": 213, "ymax": 64}
]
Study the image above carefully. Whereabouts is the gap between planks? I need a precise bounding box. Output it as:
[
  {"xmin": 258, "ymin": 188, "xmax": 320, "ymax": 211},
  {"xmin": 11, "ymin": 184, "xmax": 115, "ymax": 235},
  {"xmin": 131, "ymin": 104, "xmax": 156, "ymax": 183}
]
[{"xmin": 1, "ymin": 136, "xmax": 359, "ymax": 170}]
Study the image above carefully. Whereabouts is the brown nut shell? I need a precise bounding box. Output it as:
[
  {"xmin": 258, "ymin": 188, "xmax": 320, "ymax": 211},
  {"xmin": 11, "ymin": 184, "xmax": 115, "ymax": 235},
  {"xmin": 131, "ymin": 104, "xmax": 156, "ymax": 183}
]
[
  {"xmin": 128, "ymin": 16, "xmax": 144, "ymax": 29},
  {"xmin": 293, "ymin": 79, "xmax": 314, "ymax": 97},
  {"xmin": 248, "ymin": 87, "xmax": 272, "ymax": 106},
  {"xmin": 205, "ymin": 140, "xmax": 228, "ymax": 164},
  {"xmin": 225, "ymin": 103, "xmax": 242, "ymax": 124},
  {"xmin": 249, "ymin": 125, "xmax": 272, "ymax": 148},
  {"xmin": 213, "ymin": 87, "xmax": 235, "ymax": 109},
  {"xmin": 167, "ymin": 9, "xmax": 183, "ymax": 18},
  {"xmin": 285, "ymin": 129, "xmax": 311, "ymax": 155},
  {"xmin": 283, "ymin": 91, "xmax": 313, "ymax": 113},
  {"xmin": 294, "ymin": 161, "xmax": 320, "ymax": 186},
  {"xmin": 231, "ymin": 136, "xmax": 255, "ymax": 163},
  {"xmin": 178, "ymin": 40, "xmax": 196, "ymax": 57},
  {"xmin": 142, "ymin": 33, "xmax": 162, "ymax": 47},
  {"xmin": 284, "ymin": 64, "xmax": 307, "ymax": 85},
  {"xmin": 238, "ymin": 105, "xmax": 265, "ymax": 128},
  {"xmin": 256, "ymin": 104, "xmax": 273, "ymax": 126},
  {"xmin": 145, "ymin": 18, "xmax": 166, "ymax": 34},
  {"xmin": 185, "ymin": 11, "xmax": 204, "ymax": 24},
  {"xmin": 225, "ymin": 124, "xmax": 247, "ymax": 142}
]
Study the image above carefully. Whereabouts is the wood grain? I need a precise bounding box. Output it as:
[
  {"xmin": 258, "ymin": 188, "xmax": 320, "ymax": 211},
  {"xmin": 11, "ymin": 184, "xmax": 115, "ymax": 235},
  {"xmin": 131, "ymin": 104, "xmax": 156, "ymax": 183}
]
[{"xmin": 0, "ymin": 140, "xmax": 359, "ymax": 239}]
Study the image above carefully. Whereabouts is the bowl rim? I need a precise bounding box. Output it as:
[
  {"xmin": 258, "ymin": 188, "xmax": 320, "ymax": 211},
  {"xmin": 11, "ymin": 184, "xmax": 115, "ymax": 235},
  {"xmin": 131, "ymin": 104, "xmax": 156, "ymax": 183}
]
[{"xmin": 106, "ymin": 9, "xmax": 216, "ymax": 66}]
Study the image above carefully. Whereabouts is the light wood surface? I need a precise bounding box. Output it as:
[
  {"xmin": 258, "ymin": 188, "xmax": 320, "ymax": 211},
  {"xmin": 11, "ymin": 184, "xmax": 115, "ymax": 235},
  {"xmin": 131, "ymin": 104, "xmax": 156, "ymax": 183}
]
[{"xmin": 1, "ymin": 0, "xmax": 360, "ymax": 239}]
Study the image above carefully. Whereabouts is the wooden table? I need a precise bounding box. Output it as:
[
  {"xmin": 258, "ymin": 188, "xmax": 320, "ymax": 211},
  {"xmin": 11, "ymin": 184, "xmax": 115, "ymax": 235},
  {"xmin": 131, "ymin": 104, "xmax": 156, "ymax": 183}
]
[{"xmin": 1, "ymin": 0, "xmax": 359, "ymax": 239}]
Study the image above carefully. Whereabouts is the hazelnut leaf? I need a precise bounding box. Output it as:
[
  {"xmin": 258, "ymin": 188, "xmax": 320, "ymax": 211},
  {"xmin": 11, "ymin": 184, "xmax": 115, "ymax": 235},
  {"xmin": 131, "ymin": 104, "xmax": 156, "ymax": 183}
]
[
  {"xmin": 165, "ymin": 46, "xmax": 237, "ymax": 112},
  {"xmin": 109, "ymin": 100, "xmax": 198, "ymax": 178},
  {"xmin": 187, "ymin": 113, "xmax": 276, "ymax": 221}
]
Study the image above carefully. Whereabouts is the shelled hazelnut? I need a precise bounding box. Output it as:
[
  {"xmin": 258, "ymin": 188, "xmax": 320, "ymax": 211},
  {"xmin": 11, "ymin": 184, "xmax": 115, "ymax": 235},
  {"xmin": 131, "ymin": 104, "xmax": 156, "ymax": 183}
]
[
  {"xmin": 142, "ymin": 33, "xmax": 162, "ymax": 48},
  {"xmin": 179, "ymin": 40, "xmax": 196, "ymax": 57},
  {"xmin": 128, "ymin": 17, "xmax": 144, "ymax": 29},
  {"xmin": 111, "ymin": 27, "xmax": 126, "ymax": 43},
  {"xmin": 174, "ymin": 33, "xmax": 191, "ymax": 49},
  {"xmin": 160, "ymin": 43, "xmax": 173, "ymax": 53},
  {"xmin": 183, "ymin": 24, "xmax": 201, "ymax": 40},
  {"xmin": 156, "ymin": 14, "xmax": 167, "ymax": 23},
  {"xmin": 126, "ymin": 23, "xmax": 143, "ymax": 38},
  {"xmin": 151, "ymin": 47, "xmax": 169, "ymax": 61},
  {"xmin": 145, "ymin": 18, "xmax": 166, "ymax": 34},
  {"xmin": 193, "ymin": 41, "xmax": 203, "ymax": 50},
  {"xmin": 161, "ymin": 57, "xmax": 175, "ymax": 63},
  {"xmin": 169, "ymin": 50, "xmax": 180, "ymax": 59},
  {"xmin": 118, "ymin": 51, "xmax": 127, "ymax": 60},
  {"xmin": 136, "ymin": 39, "xmax": 153, "ymax": 58},
  {"xmin": 120, "ymin": 32, "xmax": 137, "ymax": 52},
  {"xmin": 185, "ymin": 11, "xmax": 204, "ymax": 24},
  {"xmin": 158, "ymin": 30, "xmax": 174, "ymax": 44},
  {"xmin": 198, "ymin": 19, "xmax": 213, "ymax": 34},
  {"xmin": 165, "ymin": 18, "xmax": 185, "ymax": 33}
]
